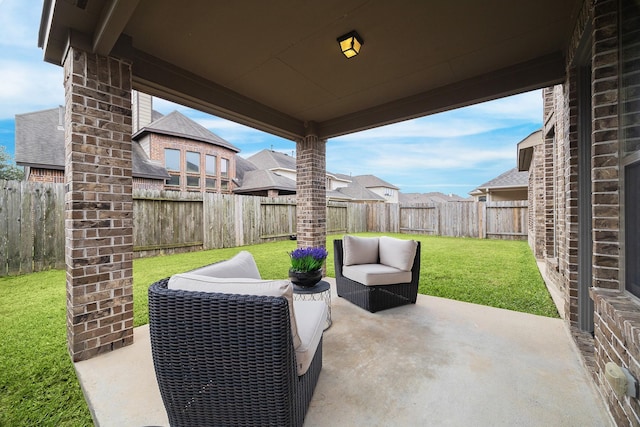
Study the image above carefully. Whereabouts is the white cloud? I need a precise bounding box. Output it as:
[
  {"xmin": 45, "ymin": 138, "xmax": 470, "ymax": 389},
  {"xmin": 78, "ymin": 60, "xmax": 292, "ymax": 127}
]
[
  {"xmin": 0, "ymin": 0, "xmax": 40, "ymax": 49},
  {"xmin": 0, "ymin": 60, "xmax": 64, "ymax": 119},
  {"xmin": 328, "ymin": 139, "xmax": 514, "ymax": 179},
  {"xmin": 466, "ymin": 90, "xmax": 543, "ymax": 121},
  {"xmin": 334, "ymin": 90, "xmax": 542, "ymax": 141}
]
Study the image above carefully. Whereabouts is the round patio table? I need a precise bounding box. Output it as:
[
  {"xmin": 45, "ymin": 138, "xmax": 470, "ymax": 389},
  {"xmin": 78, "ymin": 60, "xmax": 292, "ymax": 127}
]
[{"xmin": 292, "ymin": 280, "xmax": 332, "ymax": 330}]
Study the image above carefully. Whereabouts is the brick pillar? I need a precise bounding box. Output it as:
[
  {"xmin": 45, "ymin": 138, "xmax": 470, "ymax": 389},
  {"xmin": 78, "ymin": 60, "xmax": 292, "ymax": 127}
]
[
  {"xmin": 64, "ymin": 46, "xmax": 134, "ymax": 362},
  {"xmin": 296, "ymin": 129, "xmax": 326, "ymax": 251}
]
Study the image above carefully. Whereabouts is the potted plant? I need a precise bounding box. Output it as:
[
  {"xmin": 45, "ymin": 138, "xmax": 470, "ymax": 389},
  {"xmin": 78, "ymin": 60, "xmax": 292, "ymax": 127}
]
[{"xmin": 288, "ymin": 246, "xmax": 328, "ymax": 287}]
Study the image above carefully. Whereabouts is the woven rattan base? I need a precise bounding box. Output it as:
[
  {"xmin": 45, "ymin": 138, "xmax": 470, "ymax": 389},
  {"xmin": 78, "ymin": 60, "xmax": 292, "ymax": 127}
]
[{"xmin": 149, "ymin": 278, "xmax": 322, "ymax": 427}]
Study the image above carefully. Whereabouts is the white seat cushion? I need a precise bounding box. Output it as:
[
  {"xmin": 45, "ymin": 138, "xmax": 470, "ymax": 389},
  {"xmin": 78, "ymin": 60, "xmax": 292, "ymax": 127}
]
[
  {"xmin": 343, "ymin": 235, "xmax": 379, "ymax": 265},
  {"xmin": 190, "ymin": 250, "xmax": 261, "ymax": 279},
  {"xmin": 293, "ymin": 300, "xmax": 327, "ymax": 376},
  {"xmin": 168, "ymin": 273, "xmax": 302, "ymax": 349},
  {"xmin": 343, "ymin": 263, "xmax": 412, "ymax": 286},
  {"xmin": 378, "ymin": 236, "xmax": 418, "ymax": 271}
]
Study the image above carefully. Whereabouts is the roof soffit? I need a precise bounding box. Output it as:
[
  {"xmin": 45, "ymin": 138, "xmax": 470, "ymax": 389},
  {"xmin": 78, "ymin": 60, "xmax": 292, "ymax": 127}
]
[{"xmin": 40, "ymin": 0, "xmax": 581, "ymax": 141}]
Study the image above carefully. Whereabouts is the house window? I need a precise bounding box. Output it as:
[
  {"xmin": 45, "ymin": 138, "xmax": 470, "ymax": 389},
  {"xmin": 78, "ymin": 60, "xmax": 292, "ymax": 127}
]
[
  {"xmin": 221, "ymin": 158, "xmax": 229, "ymax": 178},
  {"xmin": 186, "ymin": 151, "xmax": 200, "ymax": 173},
  {"xmin": 221, "ymin": 180, "xmax": 229, "ymax": 191},
  {"xmin": 624, "ymin": 161, "xmax": 640, "ymax": 297},
  {"xmin": 622, "ymin": 0, "xmax": 640, "ymax": 298},
  {"xmin": 187, "ymin": 175, "xmax": 200, "ymax": 187},
  {"xmin": 167, "ymin": 174, "xmax": 180, "ymax": 186},
  {"xmin": 165, "ymin": 148, "xmax": 180, "ymax": 171},
  {"xmin": 206, "ymin": 155, "xmax": 216, "ymax": 175},
  {"xmin": 206, "ymin": 177, "xmax": 217, "ymax": 189}
]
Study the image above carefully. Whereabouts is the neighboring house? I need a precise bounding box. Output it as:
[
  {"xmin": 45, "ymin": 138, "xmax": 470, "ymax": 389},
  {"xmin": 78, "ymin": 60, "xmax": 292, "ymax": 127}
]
[
  {"xmin": 15, "ymin": 107, "xmax": 170, "ymax": 188},
  {"xmin": 469, "ymin": 168, "xmax": 529, "ymax": 202},
  {"xmin": 332, "ymin": 180, "xmax": 386, "ymax": 202},
  {"xmin": 15, "ymin": 95, "xmax": 240, "ymax": 194},
  {"xmin": 234, "ymin": 149, "xmax": 388, "ymax": 202},
  {"xmin": 350, "ymin": 175, "xmax": 399, "ymax": 203},
  {"xmin": 399, "ymin": 192, "xmax": 470, "ymax": 203},
  {"xmin": 234, "ymin": 155, "xmax": 296, "ymax": 197},
  {"xmin": 133, "ymin": 110, "xmax": 239, "ymax": 193},
  {"xmin": 233, "ymin": 149, "xmax": 298, "ymax": 197},
  {"xmin": 469, "ymin": 130, "xmax": 541, "ymax": 202}
]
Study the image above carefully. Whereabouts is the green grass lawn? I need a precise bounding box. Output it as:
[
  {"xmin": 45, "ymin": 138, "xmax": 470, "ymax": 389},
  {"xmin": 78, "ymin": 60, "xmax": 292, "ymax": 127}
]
[{"xmin": 0, "ymin": 233, "xmax": 557, "ymax": 426}]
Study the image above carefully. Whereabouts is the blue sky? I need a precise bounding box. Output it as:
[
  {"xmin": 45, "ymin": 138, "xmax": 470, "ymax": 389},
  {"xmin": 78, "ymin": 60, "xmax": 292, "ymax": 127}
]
[{"xmin": 0, "ymin": 0, "xmax": 542, "ymax": 197}]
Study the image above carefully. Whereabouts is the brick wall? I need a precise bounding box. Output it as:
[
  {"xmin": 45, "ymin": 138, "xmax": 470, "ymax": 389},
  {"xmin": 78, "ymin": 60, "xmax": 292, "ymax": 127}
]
[
  {"xmin": 590, "ymin": 0, "xmax": 640, "ymax": 425},
  {"xmin": 132, "ymin": 177, "xmax": 164, "ymax": 191},
  {"xmin": 64, "ymin": 46, "xmax": 134, "ymax": 362},
  {"xmin": 295, "ymin": 133, "xmax": 326, "ymax": 251},
  {"xmin": 538, "ymin": 0, "xmax": 640, "ymax": 424},
  {"xmin": 528, "ymin": 138, "xmax": 544, "ymax": 258},
  {"xmin": 28, "ymin": 168, "xmax": 64, "ymax": 184}
]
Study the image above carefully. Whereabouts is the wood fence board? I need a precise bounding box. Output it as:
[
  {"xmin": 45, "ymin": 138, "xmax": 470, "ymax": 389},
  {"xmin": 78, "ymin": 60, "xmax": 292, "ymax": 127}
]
[
  {"xmin": 0, "ymin": 181, "xmax": 9, "ymax": 275},
  {"xmin": 32, "ymin": 183, "xmax": 45, "ymax": 272},
  {"xmin": 6, "ymin": 181, "xmax": 21, "ymax": 274},
  {"xmin": 19, "ymin": 182, "xmax": 33, "ymax": 273}
]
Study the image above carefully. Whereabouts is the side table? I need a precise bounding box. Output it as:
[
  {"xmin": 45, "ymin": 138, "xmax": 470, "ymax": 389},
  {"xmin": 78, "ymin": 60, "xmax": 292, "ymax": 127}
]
[{"xmin": 292, "ymin": 280, "xmax": 332, "ymax": 330}]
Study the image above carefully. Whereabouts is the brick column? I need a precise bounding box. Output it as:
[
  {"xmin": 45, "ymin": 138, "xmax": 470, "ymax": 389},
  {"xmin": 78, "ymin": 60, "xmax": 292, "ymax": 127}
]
[
  {"xmin": 296, "ymin": 130, "xmax": 326, "ymax": 251},
  {"xmin": 64, "ymin": 46, "xmax": 134, "ymax": 362}
]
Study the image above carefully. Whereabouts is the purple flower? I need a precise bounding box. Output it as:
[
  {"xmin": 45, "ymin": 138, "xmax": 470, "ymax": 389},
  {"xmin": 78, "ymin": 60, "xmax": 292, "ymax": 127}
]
[{"xmin": 289, "ymin": 246, "xmax": 328, "ymax": 272}]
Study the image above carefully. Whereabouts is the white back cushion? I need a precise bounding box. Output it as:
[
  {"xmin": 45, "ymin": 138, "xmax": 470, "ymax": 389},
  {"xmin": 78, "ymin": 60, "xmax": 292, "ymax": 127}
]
[
  {"xmin": 343, "ymin": 235, "xmax": 379, "ymax": 266},
  {"xmin": 168, "ymin": 273, "xmax": 301, "ymax": 349},
  {"xmin": 190, "ymin": 250, "xmax": 261, "ymax": 279},
  {"xmin": 379, "ymin": 236, "xmax": 418, "ymax": 271}
]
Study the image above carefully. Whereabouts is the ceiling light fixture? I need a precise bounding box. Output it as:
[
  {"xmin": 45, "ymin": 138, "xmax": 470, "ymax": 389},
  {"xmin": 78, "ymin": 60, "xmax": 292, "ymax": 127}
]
[{"xmin": 337, "ymin": 30, "xmax": 364, "ymax": 58}]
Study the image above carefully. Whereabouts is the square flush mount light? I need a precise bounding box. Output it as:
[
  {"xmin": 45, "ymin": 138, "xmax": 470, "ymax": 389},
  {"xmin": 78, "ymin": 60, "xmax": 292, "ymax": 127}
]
[{"xmin": 337, "ymin": 30, "xmax": 364, "ymax": 58}]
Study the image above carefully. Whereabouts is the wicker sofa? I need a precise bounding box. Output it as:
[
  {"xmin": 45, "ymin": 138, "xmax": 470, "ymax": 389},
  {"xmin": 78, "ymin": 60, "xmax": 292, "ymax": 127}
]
[
  {"xmin": 148, "ymin": 251, "xmax": 327, "ymax": 427},
  {"xmin": 334, "ymin": 236, "xmax": 421, "ymax": 313}
]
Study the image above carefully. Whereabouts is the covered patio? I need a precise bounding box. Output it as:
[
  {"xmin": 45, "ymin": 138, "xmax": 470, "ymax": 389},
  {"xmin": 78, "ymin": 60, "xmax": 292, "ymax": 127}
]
[
  {"xmin": 76, "ymin": 279, "xmax": 612, "ymax": 426},
  {"xmin": 38, "ymin": 0, "xmax": 579, "ymax": 361},
  {"xmin": 37, "ymin": 0, "xmax": 634, "ymax": 424}
]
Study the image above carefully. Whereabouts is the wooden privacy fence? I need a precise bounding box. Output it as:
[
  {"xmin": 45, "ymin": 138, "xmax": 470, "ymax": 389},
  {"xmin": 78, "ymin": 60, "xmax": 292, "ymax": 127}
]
[
  {"xmin": 0, "ymin": 180, "xmax": 65, "ymax": 276},
  {"xmin": 0, "ymin": 180, "xmax": 527, "ymax": 276},
  {"xmin": 373, "ymin": 200, "xmax": 528, "ymax": 239}
]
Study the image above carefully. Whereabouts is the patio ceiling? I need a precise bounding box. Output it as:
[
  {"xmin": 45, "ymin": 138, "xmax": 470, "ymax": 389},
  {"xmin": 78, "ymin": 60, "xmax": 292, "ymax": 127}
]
[{"xmin": 39, "ymin": 0, "xmax": 581, "ymax": 141}]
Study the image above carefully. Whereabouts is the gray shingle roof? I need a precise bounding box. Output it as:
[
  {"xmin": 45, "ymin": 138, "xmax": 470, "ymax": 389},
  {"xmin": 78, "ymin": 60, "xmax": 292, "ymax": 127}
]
[
  {"xmin": 234, "ymin": 155, "xmax": 258, "ymax": 182},
  {"xmin": 247, "ymin": 149, "xmax": 296, "ymax": 170},
  {"xmin": 336, "ymin": 182, "xmax": 385, "ymax": 201},
  {"xmin": 133, "ymin": 110, "xmax": 240, "ymax": 153},
  {"xmin": 399, "ymin": 192, "xmax": 471, "ymax": 203},
  {"xmin": 235, "ymin": 170, "xmax": 297, "ymax": 193},
  {"xmin": 473, "ymin": 167, "xmax": 529, "ymax": 190},
  {"xmin": 352, "ymin": 174, "xmax": 399, "ymax": 190},
  {"xmin": 15, "ymin": 107, "xmax": 65, "ymax": 170},
  {"xmin": 15, "ymin": 107, "xmax": 170, "ymax": 180}
]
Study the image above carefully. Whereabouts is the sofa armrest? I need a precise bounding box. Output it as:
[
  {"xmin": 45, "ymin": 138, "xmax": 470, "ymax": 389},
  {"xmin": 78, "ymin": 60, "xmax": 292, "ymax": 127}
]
[{"xmin": 293, "ymin": 301, "xmax": 327, "ymax": 376}]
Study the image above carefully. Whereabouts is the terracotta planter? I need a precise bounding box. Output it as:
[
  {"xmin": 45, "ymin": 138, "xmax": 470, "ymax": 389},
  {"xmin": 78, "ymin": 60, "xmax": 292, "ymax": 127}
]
[{"xmin": 288, "ymin": 269, "xmax": 322, "ymax": 287}]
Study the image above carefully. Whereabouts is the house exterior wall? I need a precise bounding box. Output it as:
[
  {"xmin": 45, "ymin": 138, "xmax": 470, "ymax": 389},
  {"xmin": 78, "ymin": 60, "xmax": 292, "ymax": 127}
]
[
  {"xmin": 132, "ymin": 178, "xmax": 165, "ymax": 191},
  {"xmin": 27, "ymin": 168, "xmax": 64, "ymax": 184},
  {"xmin": 271, "ymin": 168, "xmax": 296, "ymax": 182},
  {"xmin": 528, "ymin": 142, "xmax": 545, "ymax": 258},
  {"xmin": 368, "ymin": 186, "xmax": 399, "ymax": 203},
  {"xmin": 530, "ymin": 0, "xmax": 640, "ymax": 424},
  {"xmin": 27, "ymin": 167, "xmax": 163, "ymax": 190},
  {"xmin": 487, "ymin": 188, "xmax": 528, "ymax": 202},
  {"xmin": 146, "ymin": 133, "xmax": 236, "ymax": 193}
]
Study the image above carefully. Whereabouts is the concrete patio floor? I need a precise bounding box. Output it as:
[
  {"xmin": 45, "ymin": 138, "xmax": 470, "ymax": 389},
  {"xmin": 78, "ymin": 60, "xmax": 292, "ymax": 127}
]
[{"xmin": 75, "ymin": 278, "xmax": 613, "ymax": 426}]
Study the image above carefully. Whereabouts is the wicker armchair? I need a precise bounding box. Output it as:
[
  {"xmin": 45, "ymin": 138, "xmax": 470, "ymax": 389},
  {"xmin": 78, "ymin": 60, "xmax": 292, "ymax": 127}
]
[
  {"xmin": 334, "ymin": 238, "xmax": 421, "ymax": 313},
  {"xmin": 148, "ymin": 278, "xmax": 322, "ymax": 427}
]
